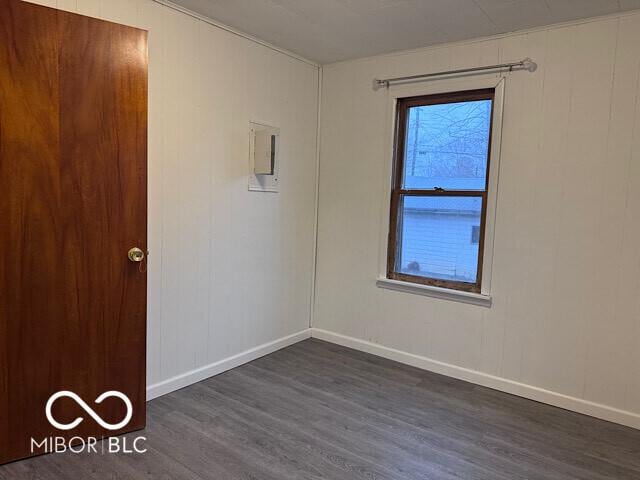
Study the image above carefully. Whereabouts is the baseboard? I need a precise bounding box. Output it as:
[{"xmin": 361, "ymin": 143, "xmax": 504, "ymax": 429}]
[
  {"xmin": 311, "ymin": 328, "xmax": 640, "ymax": 430},
  {"xmin": 146, "ymin": 329, "xmax": 312, "ymax": 400}
]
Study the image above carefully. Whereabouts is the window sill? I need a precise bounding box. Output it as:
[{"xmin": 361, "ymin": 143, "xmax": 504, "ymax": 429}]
[{"xmin": 376, "ymin": 277, "xmax": 492, "ymax": 307}]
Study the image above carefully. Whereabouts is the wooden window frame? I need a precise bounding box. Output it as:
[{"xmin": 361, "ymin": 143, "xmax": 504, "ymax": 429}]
[{"xmin": 387, "ymin": 88, "xmax": 495, "ymax": 294}]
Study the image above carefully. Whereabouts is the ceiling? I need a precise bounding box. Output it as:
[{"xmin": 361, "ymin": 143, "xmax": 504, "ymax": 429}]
[{"xmin": 171, "ymin": 0, "xmax": 640, "ymax": 64}]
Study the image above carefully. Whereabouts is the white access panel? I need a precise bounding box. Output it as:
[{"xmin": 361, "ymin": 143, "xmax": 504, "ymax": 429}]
[{"xmin": 249, "ymin": 121, "xmax": 280, "ymax": 192}]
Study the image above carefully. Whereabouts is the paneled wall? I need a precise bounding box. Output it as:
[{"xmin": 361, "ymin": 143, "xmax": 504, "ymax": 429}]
[
  {"xmin": 315, "ymin": 12, "xmax": 640, "ymax": 426},
  {"xmin": 23, "ymin": 0, "xmax": 319, "ymax": 395}
]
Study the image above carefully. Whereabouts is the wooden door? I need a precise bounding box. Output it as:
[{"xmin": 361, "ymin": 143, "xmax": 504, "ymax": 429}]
[{"xmin": 0, "ymin": 0, "xmax": 148, "ymax": 464}]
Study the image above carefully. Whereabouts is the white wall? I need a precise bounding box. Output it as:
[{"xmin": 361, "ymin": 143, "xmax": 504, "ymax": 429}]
[
  {"xmin": 315, "ymin": 12, "xmax": 640, "ymax": 427},
  {"xmin": 25, "ymin": 0, "xmax": 319, "ymax": 396}
]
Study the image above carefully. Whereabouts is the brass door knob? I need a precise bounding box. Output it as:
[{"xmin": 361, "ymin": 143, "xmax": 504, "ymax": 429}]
[{"xmin": 128, "ymin": 247, "xmax": 145, "ymax": 262}]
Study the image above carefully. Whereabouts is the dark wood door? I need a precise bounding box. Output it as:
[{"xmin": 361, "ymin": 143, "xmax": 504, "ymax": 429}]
[{"xmin": 0, "ymin": 0, "xmax": 147, "ymax": 464}]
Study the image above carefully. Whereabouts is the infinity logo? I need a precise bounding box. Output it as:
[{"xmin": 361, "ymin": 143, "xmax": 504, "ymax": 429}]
[{"xmin": 45, "ymin": 391, "xmax": 133, "ymax": 431}]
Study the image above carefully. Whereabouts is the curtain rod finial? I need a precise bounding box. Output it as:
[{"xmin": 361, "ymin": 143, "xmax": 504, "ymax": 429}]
[{"xmin": 523, "ymin": 57, "xmax": 537, "ymax": 73}]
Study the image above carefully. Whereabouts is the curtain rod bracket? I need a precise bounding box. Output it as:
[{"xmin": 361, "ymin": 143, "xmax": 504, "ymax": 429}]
[{"xmin": 372, "ymin": 79, "xmax": 389, "ymax": 91}]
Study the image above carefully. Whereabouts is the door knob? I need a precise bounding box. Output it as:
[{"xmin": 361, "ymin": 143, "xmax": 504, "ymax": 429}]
[{"xmin": 128, "ymin": 247, "xmax": 145, "ymax": 262}]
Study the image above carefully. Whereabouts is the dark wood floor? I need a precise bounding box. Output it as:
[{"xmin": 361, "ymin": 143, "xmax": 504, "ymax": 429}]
[{"xmin": 2, "ymin": 338, "xmax": 640, "ymax": 479}]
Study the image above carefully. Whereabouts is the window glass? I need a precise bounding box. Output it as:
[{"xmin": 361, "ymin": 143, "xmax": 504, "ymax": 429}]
[
  {"xmin": 398, "ymin": 196, "xmax": 482, "ymax": 283},
  {"xmin": 402, "ymin": 100, "xmax": 492, "ymax": 191}
]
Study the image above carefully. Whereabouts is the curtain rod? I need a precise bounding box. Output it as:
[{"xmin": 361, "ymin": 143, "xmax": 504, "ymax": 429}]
[{"xmin": 372, "ymin": 57, "xmax": 537, "ymax": 90}]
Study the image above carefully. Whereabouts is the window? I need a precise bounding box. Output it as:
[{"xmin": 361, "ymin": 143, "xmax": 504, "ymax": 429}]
[{"xmin": 387, "ymin": 89, "xmax": 494, "ymax": 293}]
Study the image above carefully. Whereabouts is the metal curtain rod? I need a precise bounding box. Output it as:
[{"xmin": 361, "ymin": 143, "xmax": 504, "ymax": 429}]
[{"xmin": 372, "ymin": 57, "xmax": 537, "ymax": 90}]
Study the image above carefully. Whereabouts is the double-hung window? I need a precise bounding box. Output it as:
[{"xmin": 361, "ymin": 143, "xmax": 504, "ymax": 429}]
[{"xmin": 387, "ymin": 89, "xmax": 495, "ymax": 293}]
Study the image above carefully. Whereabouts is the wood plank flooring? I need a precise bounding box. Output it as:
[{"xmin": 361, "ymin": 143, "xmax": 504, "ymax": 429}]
[{"xmin": 1, "ymin": 338, "xmax": 639, "ymax": 479}]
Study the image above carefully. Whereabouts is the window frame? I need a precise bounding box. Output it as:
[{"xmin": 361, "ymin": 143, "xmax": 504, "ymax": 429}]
[{"xmin": 386, "ymin": 88, "xmax": 496, "ymax": 294}]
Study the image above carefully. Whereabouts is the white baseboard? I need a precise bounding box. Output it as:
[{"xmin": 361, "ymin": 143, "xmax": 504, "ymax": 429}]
[
  {"xmin": 146, "ymin": 329, "xmax": 311, "ymax": 400},
  {"xmin": 311, "ymin": 328, "xmax": 640, "ymax": 430},
  {"xmin": 146, "ymin": 326, "xmax": 640, "ymax": 430}
]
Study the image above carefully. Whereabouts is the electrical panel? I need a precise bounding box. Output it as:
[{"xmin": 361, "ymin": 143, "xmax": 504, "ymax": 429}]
[
  {"xmin": 253, "ymin": 130, "xmax": 276, "ymax": 175},
  {"xmin": 249, "ymin": 121, "xmax": 279, "ymax": 192}
]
